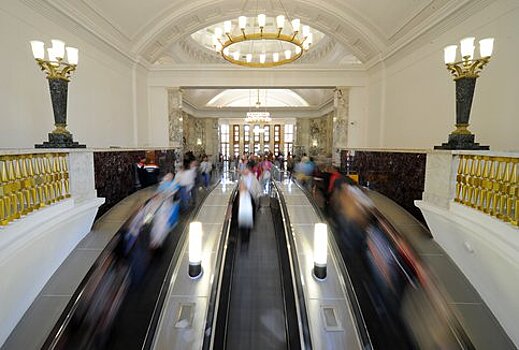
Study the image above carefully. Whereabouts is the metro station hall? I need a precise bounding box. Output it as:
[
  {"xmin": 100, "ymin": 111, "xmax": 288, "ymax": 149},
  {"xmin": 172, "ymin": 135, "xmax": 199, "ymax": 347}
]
[{"xmin": 0, "ymin": 0, "xmax": 518, "ymax": 349}]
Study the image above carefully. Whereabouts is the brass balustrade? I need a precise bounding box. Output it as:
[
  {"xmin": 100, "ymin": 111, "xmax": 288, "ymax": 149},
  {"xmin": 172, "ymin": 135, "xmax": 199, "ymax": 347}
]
[
  {"xmin": 0, "ymin": 153, "xmax": 70, "ymax": 226},
  {"xmin": 455, "ymin": 155, "xmax": 518, "ymax": 226}
]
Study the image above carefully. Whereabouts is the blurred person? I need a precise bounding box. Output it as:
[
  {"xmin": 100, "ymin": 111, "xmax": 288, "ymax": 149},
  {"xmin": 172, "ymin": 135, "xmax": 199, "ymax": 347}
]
[
  {"xmin": 237, "ymin": 162, "xmax": 262, "ymax": 250},
  {"xmin": 260, "ymin": 156, "xmax": 272, "ymax": 193},
  {"xmin": 175, "ymin": 159, "xmax": 197, "ymax": 211},
  {"xmin": 200, "ymin": 155, "xmax": 212, "ymax": 189}
]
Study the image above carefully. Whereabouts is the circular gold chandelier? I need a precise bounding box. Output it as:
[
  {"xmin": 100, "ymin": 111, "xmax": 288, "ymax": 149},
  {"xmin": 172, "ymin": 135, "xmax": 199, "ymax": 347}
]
[{"xmin": 212, "ymin": 15, "xmax": 313, "ymax": 68}]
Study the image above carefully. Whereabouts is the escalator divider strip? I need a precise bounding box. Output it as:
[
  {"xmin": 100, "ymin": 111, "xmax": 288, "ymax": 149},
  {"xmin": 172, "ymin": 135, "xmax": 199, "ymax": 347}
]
[
  {"xmin": 291, "ymin": 179, "xmax": 374, "ymax": 349},
  {"xmin": 141, "ymin": 180, "xmax": 221, "ymax": 350}
]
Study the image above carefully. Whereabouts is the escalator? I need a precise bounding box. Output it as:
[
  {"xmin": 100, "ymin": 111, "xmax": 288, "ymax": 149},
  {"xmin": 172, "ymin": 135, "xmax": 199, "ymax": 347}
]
[
  {"xmin": 209, "ymin": 193, "xmax": 306, "ymax": 350},
  {"xmin": 41, "ymin": 184, "xmax": 216, "ymax": 350}
]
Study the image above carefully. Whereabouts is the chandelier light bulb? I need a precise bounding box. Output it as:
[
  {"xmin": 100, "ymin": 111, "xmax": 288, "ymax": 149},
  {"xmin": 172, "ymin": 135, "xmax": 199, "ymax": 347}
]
[
  {"xmin": 276, "ymin": 15, "xmax": 285, "ymax": 29},
  {"xmin": 239, "ymin": 16, "xmax": 247, "ymax": 30},
  {"xmin": 212, "ymin": 34, "xmax": 218, "ymax": 46},
  {"xmin": 443, "ymin": 45, "xmax": 457, "ymax": 64},
  {"xmin": 296, "ymin": 46, "xmax": 302, "ymax": 54},
  {"xmin": 223, "ymin": 47, "xmax": 229, "ymax": 56},
  {"xmin": 302, "ymin": 25, "xmax": 310, "ymax": 38},
  {"xmin": 273, "ymin": 52, "xmax": 279, "ymax": 62},
  {"xmin": 306, "ymin": 32, "xmax": 313, "ymax": 46},
  {"xmin": 460, "ymin": 37, "xmax": 475, "ymax": 59},
  {"xmin": 47, "ymin": 47, "xmax": 57, "ymax": 62},
  {"xmin": 284, "ymin": 50, "xmax": 291, "ymax": 59},
  {"xmin": 233, "ymin": 51, "xmax": 240, "ymax": 60},
  {"xmin": 66, "ymin": 47, "xmax": 79, "ymax": 65},
  {"xmin": 214, "ymin": 27, "xmax": 223, "ymax": 38},
  {"xmin": 246, "ymin": 53, "xmax": 252, "ymax": 62},
  {"xmin": 215, "ymin": 42, "xmax": 222, "ymax": 52},
  {"xmin": 479, "ymin": 38, "xmax": 494, "ymax": 57},
  {"xmin": 30, "ymin": 40, "xmax": 45, "ymax": 59},
  {"xmin": 51, "ymin": 39, "xmax": 65, "ymax": 59},
  {"xmin": 291, "ymin": 18, "xmax": 300, "ymax": 32},
  {"xmin": 260, "ymin": 53, "xmax": 266, "ymax": 64},
  {"xmin": 258, "ymin": 14, "xmax": 266, "ymax": 28},
  {"xmin": 224, "ymin": 20, "xmax": 232, "ymax": 34}
]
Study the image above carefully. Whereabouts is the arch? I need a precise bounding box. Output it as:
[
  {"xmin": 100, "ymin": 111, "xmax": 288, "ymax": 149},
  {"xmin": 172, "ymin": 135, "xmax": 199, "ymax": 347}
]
[
  {"xmin": 132, "ymin": 0, "xmax": 386, "ymax": 63},
  {"xmin": 207, "ymin": 89, "xmax": 310, "ymax": 107}
]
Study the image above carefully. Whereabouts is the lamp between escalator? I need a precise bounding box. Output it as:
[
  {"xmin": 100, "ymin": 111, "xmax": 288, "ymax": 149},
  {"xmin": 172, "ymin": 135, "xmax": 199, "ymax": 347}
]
[
  {"xmin": 188, "ymin": 221, "xmax": 203, "ymax": 278},
  {"xmin": 313, "ymin": 223, "xmax": 328, "ymax": 280}
]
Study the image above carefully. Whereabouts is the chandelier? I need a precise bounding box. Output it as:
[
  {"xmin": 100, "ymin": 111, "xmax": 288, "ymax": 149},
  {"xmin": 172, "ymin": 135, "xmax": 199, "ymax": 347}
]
[
  {"xmin": 212, "ymin": 13, "xmax": 313, "ymax": 68},
  {"xmin": 245, "ymin": 89, "xmax": 272, "ymax": 123}
]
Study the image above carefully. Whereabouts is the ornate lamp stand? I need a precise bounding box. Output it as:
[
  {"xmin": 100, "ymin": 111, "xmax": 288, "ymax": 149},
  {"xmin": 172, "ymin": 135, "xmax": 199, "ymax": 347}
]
[
  {"xmin": 30, "ymin": 40, "xmax": 85, "ymax": 148},
  {"xmin": 435, "ymin": 37, "xmax": 494, "ymax": 150}
]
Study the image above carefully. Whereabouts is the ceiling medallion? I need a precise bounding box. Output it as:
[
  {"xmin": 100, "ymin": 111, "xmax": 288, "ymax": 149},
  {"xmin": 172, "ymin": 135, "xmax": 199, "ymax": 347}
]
[{"xmin": 212, "ymin": 14, "xmax": 313, "ymax": 68}]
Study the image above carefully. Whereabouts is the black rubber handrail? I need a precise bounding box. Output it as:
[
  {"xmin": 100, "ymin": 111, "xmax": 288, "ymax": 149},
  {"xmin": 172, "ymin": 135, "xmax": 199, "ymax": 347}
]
[
  {"xmin": 272, "ymin": 182, "xmax": 313, "ymax": 349},
  {"xmin": 201, "ymin": 183, "xmax": 239, "ymax": 349}
]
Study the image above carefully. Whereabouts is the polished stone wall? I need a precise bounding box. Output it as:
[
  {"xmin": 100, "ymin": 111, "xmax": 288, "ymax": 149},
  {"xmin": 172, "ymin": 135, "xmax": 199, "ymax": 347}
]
[
  {"xmin": 341, "ymin": 149, "xmax": 427, "ymax": 222},
  {"xmin": 93, "ymin": 149, "xmax": 177, "ymax": 218}
]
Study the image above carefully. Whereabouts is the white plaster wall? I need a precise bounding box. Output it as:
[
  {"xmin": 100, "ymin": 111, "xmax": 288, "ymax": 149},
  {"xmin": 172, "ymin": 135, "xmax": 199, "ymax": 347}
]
[
  {"xmin": 347, "ymin": 87, "xmax": 368, "ymax": 148},
  {"xmin": 147, "ymin": 87, "xmax": 170, "ymax": 147},
  {"xmin": 416, "ymin": 201, "xmax": 519, "ymax": 347},
  {"xmin": 0, "ymin": 0, "xmax": 137, "ymax": 148},
  {"xmin": 134, "ymin": 63, "xmax": 150, "ymax": 147},
  {"xmin": 366, "ymin": 0, "xmax": 519, "ymax": 151}
]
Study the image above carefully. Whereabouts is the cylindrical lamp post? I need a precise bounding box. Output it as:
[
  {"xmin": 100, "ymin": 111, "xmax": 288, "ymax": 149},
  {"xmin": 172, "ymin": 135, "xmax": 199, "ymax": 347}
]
[
  {"xmin": 435, "ymin": 37, "xmax": 494, "ymax": 150},
  {"xmin": 313, "ymin": 223, "xmax": 328, "ymax": 280},
  {"xmin": 188, "ymin": 221, "xmax": 203, "ymax": 279},
  {"xmin": 30, "ymin": 39, "xmax": 85, "ymax": 148}
]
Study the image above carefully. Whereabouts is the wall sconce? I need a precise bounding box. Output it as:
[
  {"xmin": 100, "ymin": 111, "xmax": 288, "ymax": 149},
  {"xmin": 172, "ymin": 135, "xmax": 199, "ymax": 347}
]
[
  {"xmin": 313, "ymin": 223, "xmax": 328, "ymax": 280},
  {"xmin": 435, "ymin": 37, "xmax": 494, "ymax": 150},
  {"xmin": 30, "ymin": 39, "xmax": 85, "ymax": 148},
  {"xmin": 188, "ymin": 221, "xmax": 203, "ymax": 278},
  {"xmin": 312, "ymin": 139, "xmax": 318, "ymax": 147}
]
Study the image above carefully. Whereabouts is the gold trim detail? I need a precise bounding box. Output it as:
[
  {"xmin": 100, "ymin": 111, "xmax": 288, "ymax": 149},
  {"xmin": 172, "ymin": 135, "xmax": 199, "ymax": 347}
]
[
  {"xmin": 35, "ymin": 58, "xmax": 76, "ymax": 81},
  {"xmin": 0, "ymin": 153, "xmax": 71, "ymax": 226},
  {"xmin": 446, "ymin": 56, "xmax": 491, "ymax": 80},
  {"xmin": 455, "ymin": 155, "xmax": 518, "ymax": 226},
  {"xmin": 220, "ymin": 32, "xmax": 305, "ymax": 68}
]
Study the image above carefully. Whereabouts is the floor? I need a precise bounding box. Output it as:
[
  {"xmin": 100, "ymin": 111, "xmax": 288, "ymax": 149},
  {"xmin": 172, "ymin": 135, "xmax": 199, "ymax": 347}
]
[
  {"xmin": 1, "ymin": 187, "xmax": 157, "ymax": 350},
  {"xmin": 367, "ymin": 190, "xmax": 516, "ymax": 350}
]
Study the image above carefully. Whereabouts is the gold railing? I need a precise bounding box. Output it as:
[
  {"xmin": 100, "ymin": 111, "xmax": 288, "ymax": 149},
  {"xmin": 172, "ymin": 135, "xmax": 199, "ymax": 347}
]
[
  {"xmin": 0, "ymin": 153, "xmax": 71, "ymax": 226},
  {"xmin": 455, "ymin": 155, "xmax": 518, "ymax": 226}
]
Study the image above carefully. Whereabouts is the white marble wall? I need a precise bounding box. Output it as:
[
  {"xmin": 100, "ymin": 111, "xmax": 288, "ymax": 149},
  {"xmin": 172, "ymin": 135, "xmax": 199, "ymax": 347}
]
[
  {"xmin": 68, "ymin": 152, "xmax": 98, "ymax": 203},
  {"xmin": 168, "ymin": 88, "xmax": 184, "ymax": 148},
  {"xmin": 333, "ymin": 87, "xmax": 349, "ymax": 165}
]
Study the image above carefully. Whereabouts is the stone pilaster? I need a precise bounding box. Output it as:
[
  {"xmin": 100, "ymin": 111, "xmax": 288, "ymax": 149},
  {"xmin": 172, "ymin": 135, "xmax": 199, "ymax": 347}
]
[
  {"xmin": 332, "ymin": 87, "xmax": 349, "ymax": 165},
  {"xmin": 168, "ymin": 88, "xmax": 184, "ymax": 148}
]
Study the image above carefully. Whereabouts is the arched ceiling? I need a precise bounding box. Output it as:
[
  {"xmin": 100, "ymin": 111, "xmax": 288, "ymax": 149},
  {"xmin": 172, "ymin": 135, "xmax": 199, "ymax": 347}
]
[{"xmin": 33, "ymin": 0, "xmax": 480, "ymax": 66}]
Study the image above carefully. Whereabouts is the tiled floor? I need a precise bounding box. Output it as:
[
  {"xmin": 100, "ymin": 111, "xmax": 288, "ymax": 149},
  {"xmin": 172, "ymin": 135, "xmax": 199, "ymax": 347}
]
[
  {"xmin": 1, "ymin": 187, "xmax": 157, "ymax": 350},
  {"xmin": 367, "ymin": 190, "xmax": 515, "ymax": 350}
]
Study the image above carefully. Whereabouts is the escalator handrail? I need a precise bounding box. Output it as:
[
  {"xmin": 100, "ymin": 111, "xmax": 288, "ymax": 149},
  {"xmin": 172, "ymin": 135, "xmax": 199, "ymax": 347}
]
[
  {"xmin": 41, "ymin": 195, "xmax": 153, "ymax": 350},
  {"xmin": 286, "ymin": 175, "xmax": 374, "ymax": 350},
  {"xmin": 202, "ymin": 182, "xmax": 239, "ymax": 349},
  {"xmin": 141, "ymin": 179, "xmax": 221, "ymax": 349},
  {"xmin": 273, "ymin": 181, "xmax": 313, "ymax": 350}
]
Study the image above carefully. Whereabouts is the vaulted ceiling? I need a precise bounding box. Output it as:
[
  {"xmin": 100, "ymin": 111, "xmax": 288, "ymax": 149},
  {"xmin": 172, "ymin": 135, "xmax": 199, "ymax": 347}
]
[{"xmin": 28, "ymin": 0, "xmax": 490, "ymax": 67}]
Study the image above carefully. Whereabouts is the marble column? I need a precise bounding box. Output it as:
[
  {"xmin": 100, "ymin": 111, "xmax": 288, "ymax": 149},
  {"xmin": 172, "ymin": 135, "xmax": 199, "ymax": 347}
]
[
  {"xmin": 332, "ymin": 87, "xmax": 349, "ymax": 165},
  {"xmin": 168, "ymin": 88, "xmax": 184, "ymax": 148}
]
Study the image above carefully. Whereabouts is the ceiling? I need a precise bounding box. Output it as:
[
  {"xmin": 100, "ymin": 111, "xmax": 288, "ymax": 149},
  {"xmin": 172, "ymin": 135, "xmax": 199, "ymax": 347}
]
[
  {"xmin": 32, "ymin": 0, "xmax": 484, "ymax": 67},
  {"xmin": 183, "ymin": 88, "xmax": 334, "ymax": 110}
]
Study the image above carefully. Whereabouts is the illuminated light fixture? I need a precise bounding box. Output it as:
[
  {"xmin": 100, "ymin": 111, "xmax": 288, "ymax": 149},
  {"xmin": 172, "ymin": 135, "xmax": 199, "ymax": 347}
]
[
  {"xmin": 245, "ymin": 89, "xmax": 272, "ymax": 123},
  {"xmin": 273, "ymin": 52, "xmax": 279, "ymax": 62},
  {"xmin": 435, "ymin": 37, "xmax": 494, "ymax": 150},
  {"xmin": 313, "ymin": 223, "xmax": 328, "ymax": 280},
  {"xmin": 232, "ymin": 51, "xmax": 240, "ymax": 60},
  {"xmin": 30, "ymin": 39, "xmax": 85, "ymax": 148},
  {"xmin": 211, "ymin": 3, "xmax": 312, "ymax": 68},
  {"xmin": 188, "ymin": 221, "xmax": 203, "ymax": 278}
]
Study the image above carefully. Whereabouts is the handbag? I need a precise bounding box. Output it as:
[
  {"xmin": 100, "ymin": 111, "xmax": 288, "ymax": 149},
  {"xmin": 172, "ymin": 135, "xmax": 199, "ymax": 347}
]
[{"xmin": 238, "ymin": 190, "xmax": 254, "ymax": 228}]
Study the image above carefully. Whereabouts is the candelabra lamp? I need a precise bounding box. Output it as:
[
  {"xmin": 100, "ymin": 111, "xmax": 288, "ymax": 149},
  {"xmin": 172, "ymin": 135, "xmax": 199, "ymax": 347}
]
[
  {"xmin": 435, "ymin": 37, "xmax": 494, "ymax": 150},
  {"xmin": 30, "ymin": 40, "xmax": 85, "ymax": 148}
]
